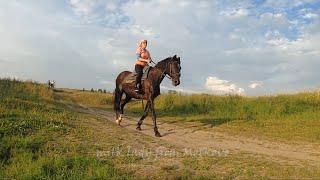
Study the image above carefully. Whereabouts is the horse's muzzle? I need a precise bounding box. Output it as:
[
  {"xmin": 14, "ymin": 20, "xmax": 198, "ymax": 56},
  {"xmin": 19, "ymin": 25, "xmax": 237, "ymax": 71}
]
[{"xmin": 172, "ymin": 79, "xmax": 180, "ymax": 86}]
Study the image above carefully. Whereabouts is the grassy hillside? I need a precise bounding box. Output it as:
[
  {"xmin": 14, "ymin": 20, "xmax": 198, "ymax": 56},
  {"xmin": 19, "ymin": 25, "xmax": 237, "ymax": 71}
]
[{"xmin": 0, "ymin": 78, "xmax": 130, "ymax": 179}]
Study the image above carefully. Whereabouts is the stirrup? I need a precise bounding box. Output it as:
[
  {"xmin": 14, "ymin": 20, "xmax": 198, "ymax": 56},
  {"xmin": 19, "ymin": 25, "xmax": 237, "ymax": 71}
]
[
  {"xmin": 134, "ymin": 89, "xmax": 142, "ymax": 94},
  {"xmin": 135, "ymin": 88, "xmax": 142, "ymax": 94},
  {"xmin": 134, "ymin": 84, "xmax": 141, "ymax": 92}
]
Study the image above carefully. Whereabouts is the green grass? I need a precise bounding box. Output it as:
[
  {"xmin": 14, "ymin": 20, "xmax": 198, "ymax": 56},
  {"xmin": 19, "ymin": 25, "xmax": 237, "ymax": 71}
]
[
  {"xmin": 153, "ymin": 92, "xmax": 320, "ymax": 142},
  {"xmin": 54, "ymin": 88, "xmax": 113, "ymax": 109},
  {"xmin": 0, "ymin": 78, "xmax": 131, "ymax": 179},
  {"xmin": 177, "ymin": 153, "xmax": 320, "ymax": 179},
  {"xmin": 147, "ymin": 92, "xmax": 320, "ymax": 119}
]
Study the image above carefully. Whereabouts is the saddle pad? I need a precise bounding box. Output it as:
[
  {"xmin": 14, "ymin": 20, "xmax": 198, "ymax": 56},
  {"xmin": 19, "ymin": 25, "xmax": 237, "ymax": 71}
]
[{"xmin": 123, "ymin": 66, "xmax": 152, "ymax": 84}]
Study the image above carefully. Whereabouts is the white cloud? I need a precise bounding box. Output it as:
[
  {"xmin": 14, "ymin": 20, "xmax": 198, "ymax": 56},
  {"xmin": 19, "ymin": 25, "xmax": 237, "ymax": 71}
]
[
  {"xmin": 266, "ymin": 30, "xmax": 320, "ymax": 56},
  {"xmin": 249, "ymin": 81, "xmax": 263, "ymax": 89},
  {"xmin": 99, "ymin": 80, "xmax": 114, "ymax": 86},
  {"xmin": 160, "ymin": 85, "xmax": 198, "ymax": 94},
  {"xmin": 105, "ymin": 2, "xmax": 117, "ymax": 11},
  {"xmin": 129, "ymin": 24, "xmax": 157, "ymax": 37},
  {"xmin": 68, "ymin": 0, "xmax": 95, "ymax": 16},
  {"xmin": 303, "ymin": 13, "xmax": 318, "ymax": 19},
  {"xmin": 263, "ymin": 0, "xmax": 317, "ymax": 8},
  {"xmin": 299, "ymin": 8, "xmax": 319, "ymax": 19},
  {"xmin": 205, "ymin": 76, "xmax": 244, "ymax": 95},
  {"xmin": 220, "ymin": 8, "xmax": 249, "ymax": 19}
]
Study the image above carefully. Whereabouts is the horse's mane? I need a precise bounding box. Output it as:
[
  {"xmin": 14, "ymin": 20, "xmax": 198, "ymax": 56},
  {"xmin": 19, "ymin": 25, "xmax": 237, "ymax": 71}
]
[{"xmin": 154, "ymin": 57, "xmax": 172, "ymax": 70}]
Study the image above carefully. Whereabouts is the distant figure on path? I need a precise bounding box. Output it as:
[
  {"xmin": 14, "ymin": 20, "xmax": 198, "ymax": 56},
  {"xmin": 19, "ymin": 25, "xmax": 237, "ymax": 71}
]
[{"xmin": 48, "ymin": 80, "xmax": 55, "ymax": 89}]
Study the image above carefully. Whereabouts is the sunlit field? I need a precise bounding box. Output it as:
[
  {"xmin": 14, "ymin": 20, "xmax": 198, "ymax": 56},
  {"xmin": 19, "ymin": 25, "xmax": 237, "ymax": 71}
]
[{"xmin": 1, "ymin": 78, "xmax": 320, "ymax": 179}]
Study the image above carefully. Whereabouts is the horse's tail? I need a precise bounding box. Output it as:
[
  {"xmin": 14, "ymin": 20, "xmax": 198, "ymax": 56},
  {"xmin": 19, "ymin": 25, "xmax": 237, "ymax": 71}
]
[{"xmin": 113, "ymin": 85, "xmax": 122, "ymax": 112}]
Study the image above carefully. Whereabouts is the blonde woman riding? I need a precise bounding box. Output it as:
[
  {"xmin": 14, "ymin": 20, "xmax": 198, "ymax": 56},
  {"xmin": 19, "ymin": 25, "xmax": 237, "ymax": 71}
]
[{"xmin": 134, "ymin": 39, "xmax": 151, "ymax": 93}]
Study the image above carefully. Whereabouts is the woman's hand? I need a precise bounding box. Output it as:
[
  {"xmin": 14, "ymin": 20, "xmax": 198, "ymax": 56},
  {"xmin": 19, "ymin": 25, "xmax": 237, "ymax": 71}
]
[{"xmin": 139, "ymin": 58, "xmax": 149, "ymax": 63}]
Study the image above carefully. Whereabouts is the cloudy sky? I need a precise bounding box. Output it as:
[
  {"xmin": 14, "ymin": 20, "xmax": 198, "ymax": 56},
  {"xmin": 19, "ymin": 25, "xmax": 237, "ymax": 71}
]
[{"xmin": 0, "ymin": 0, "xmax": 319, "ymax": 96}]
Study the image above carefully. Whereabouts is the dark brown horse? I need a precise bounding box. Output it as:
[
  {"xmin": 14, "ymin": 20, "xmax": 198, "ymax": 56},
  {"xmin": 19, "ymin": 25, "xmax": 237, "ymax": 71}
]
[{"xmin": 113, "ymin": 55, "xmax": 181, "ymax": 137}]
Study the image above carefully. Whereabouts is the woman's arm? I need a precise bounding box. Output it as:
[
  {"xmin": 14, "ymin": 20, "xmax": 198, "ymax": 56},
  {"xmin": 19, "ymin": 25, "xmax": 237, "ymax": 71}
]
[{"xmin": 136, "ymin": 53, "xmax": 150, "ymax": 63}]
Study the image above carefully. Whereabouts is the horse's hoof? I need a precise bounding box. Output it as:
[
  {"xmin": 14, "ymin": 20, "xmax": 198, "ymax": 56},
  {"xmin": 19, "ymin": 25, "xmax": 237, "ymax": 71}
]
[
  {"xmin": 116, "ymin": 119, "xmax": 121, "ymax": 126},
  {"xmin": 136, "ymin": 126, "xmax": 142, "ymax": 131},
  {"xmin": 155, "ymin": 132, "xmax": 162, "ymax": 137}
]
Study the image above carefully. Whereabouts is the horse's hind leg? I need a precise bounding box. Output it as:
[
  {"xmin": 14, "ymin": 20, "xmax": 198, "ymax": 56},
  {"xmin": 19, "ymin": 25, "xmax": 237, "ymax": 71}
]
[{"xmin": 136, "ymin": 101, "xmax": 150, "ymax": 131}]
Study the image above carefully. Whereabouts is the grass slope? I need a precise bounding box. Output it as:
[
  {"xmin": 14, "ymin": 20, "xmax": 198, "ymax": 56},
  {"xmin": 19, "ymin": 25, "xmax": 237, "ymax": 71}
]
[{"xmin": 0, "ymin": 78, "xmax": 130, "ymax": 179}]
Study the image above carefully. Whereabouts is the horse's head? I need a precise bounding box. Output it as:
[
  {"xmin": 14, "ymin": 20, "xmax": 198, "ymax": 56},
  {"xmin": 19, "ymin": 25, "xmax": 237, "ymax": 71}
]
[{"xmin": 168, "ymin": 55, "xmax": 181, "ymax": 86}]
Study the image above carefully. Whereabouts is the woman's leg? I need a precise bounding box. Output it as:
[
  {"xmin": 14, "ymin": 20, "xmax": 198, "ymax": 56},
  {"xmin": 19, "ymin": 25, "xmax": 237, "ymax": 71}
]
[{"xmin": 135, "ymin": 65, "xmax": 143, "ymax": 92}]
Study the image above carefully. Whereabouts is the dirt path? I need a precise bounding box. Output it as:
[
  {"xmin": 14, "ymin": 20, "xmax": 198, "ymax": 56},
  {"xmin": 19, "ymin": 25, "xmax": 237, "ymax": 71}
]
[{"xmin": 67, "ymin": 103, "xmax": 320, "ymax": 166}]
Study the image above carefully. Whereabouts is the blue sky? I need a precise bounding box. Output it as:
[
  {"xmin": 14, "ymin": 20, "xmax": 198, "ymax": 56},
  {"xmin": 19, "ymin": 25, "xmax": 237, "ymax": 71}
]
[{"xmin": 0, "ymin": 0, "xmax": 319, "ymax": 95}]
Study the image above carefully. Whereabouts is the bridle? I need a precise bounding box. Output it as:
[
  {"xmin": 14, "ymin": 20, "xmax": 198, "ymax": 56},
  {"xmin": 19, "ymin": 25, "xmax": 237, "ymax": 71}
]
[{"xmin": 150, "ymin": 58, "xmax": 180, "ymax": 80}]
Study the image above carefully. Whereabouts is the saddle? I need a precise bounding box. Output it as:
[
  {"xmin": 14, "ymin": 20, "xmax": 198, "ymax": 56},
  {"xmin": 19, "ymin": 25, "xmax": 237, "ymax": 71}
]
[{"xmin": 123, "ymin": 65, "xmax": 152, "ymax": 84}]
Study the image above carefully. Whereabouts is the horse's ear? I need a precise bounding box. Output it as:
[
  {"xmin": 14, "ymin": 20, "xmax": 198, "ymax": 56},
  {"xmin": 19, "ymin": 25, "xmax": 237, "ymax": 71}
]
[{"xmin": 173, "ymin": 55, "xmax": 177, "ymax": 59}]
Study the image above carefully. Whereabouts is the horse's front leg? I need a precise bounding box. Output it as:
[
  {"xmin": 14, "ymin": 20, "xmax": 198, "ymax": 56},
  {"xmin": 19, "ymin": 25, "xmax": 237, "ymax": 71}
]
[
  {"xmin": 150, "ymin": 98, "xmax": 161, "ymax": 137},
  {"xmin": 136, "ymin": 101, "xmax": 150, "ymax": 131},
  {"xmin": 117, "ymin": 95, "xmax": 131, "ymax": 125}
]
